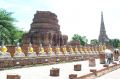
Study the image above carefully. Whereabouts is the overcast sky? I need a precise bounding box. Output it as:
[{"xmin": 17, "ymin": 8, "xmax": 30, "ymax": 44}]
[{"xmin": 0, "ymin": 0, "xmax": 120, "ymax": 42}]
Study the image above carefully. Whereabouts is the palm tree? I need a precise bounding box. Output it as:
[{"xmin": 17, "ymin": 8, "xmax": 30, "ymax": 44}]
[
  {"xmin": 0, "ymin": 9, "xmax": 25, "ymax": 45},
  {"xmin": 0, "ymin": 25, "xmax": 11, "ymax": 45},
  {"xmin": 0, "ymin": 9, "xmax": 16, "ymax": 45}
]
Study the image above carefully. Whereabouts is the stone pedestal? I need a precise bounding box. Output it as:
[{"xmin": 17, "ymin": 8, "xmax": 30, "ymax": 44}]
[
  {"xmin": 99, "ymin": 54, "xmax": 105, "ymax": 64},
  {"xmin": 7, "ymin": 75, "xmax": 20, "ymax": 79},
  {"xmin": 89, "ymin": 58, "xmax": 96, "ymax": 67},
  {"xmin": 74, "ymin": 64, "xmax": 81, "ymax": 71},
  {"xmin": 69, "ymin": 74, "xmax": 77, "ymax": 79},
  {"xmin": 50, "ymin": 68, "xmax": 59, "ymax": 76}
]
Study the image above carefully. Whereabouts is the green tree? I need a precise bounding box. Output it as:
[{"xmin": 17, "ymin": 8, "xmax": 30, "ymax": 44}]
[
  {"xmin": 72, "ymin": 34, "xmax": 88, "ymax": 46},
  {"xmin": 0, "ymin": 9, "xmax": 25, "ymax": 45},
  {"xmin": 108, "ymin": 39, "xmax": 120, "ymax": 48},
  {"xmin": 90, "ymin": 39, "xmax": 99, "ymax": 45}
]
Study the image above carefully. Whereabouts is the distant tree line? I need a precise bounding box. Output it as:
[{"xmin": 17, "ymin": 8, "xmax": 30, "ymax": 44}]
[
  {"xmin": 71, "ymin": 34, "xmax": 88, "ymax": 46},
  {"xmin": 71, "ymin": 34, "xmax": 120, "ymax": 48}
]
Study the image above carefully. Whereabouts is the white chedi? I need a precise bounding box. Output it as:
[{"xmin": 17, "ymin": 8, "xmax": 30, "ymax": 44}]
[
  {"xmin": 27, "ymin": 43, "xmax": 37, "ymax": 58},
  {"xmin": 14, "ymin": 43, "xmax": 25, "ymax": 58},
  {"xmin": 0, "ymin": 45, "xmax": 11, "ymax": 59}
]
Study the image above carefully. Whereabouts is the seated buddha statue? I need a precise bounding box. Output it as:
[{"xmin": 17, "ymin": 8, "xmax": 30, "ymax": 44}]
[
  {"xmin": 55, "ymin": 45, "xmax": 63, "ymax": 55},
  {"xmin": 74, "ymin": 46, "xmax": 80, "ymax": 55},
  {"xmin": 94, "ymin": 46, "xmax": 99, "ymax": 55},
  {"xmin": 83, "ymin": 46, "xmax": 88, "ymax": 55},
  {"xmin": 38, "ymin": 44, "xmax": 46, "ymax": 56},
  {"xmin": 91, "ymin": 46, "xmax": 95, "ymax": 55},
  {"xmin": 13, "ymin": 43, "xmax": 25, "ymax": 58},
  {"xmin": 102, "ymin": 44, "xmax": 106, "ymax": 52},
  {"xmin": 0, "ymin": 44, "xmax": 11, "ymax": 59},
  {"xmin": 99, "ymin": 45, "xmax": 104, "ymax": 54},
  {"xmin": 27, "ymin": 43, "xmax": 37, "ymax": 58},
  {"xmin": 87, "ymin": 47, "xmax": 91, "ymax": 55},
  {"xmin": 62, "ymin": 45, "xmax": 69, "ymax": 55},
  {"xmin": 79, "ymin": 46, "xmax": 83, "ymax": 55},
  {"xmin": 69, "ymin": 46, "xmax": 75, "ymax": 55},
  {"xmin": 48, "ymin": 44, "xmax": 55, "ymax": 56}
]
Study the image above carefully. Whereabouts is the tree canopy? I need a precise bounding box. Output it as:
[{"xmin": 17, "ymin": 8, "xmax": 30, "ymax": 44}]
[
  {"xmin": 90, "ymin": 39, "xmax": 99, "ymax": 45},
  {"xmin": 72, "ymin": 34, "xmax": 88, "ymax": 46},
  {"xmin": 107, "ymin": 39, "xmax": 120, "ymax": 48},
  {"xmin": 0, "ymin": 9, "xmax": 25, "ymax": 45}
]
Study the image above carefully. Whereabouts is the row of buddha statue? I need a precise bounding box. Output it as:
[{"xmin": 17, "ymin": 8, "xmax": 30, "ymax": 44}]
[{"xmin": 0, "ymin": 43, "xmax": 107, "ymax": 59}]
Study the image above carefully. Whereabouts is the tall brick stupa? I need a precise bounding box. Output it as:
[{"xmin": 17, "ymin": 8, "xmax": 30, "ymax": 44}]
[{"xmin": 23, "ymin": 11, "xmax": 68, "ymax": 46}]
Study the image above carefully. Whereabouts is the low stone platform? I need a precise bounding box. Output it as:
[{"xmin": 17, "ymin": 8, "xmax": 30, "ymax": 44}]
[{"xmin": 0, "ymin": 59, "xmax": 120, "ymax": 79}]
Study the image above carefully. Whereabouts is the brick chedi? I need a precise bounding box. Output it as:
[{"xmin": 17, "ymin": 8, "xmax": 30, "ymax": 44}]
[{"xmin": 23, "ymin": 11, "xmax": 68, "ymax": 46}]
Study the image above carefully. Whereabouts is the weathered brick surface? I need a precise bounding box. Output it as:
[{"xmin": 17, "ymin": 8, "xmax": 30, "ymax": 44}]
[
  {"xmin": 99, "ymin": 54, "xmax": 105, "ymax": 64},
  {"xmin": 50, "ymin": 68, "xmax": 59, "ymax": 76},
  {"xmin": 69, "ymin": 74, "xmax": 77, "ymax": 79},
  {"xmin": 7, "ymin": 75, "xmax": 20, "ymax": 79},
  {"xmin": 74, "ymin": 64, "xmax": 81, "ymax": 71},
  {"xmin": 89, "ymin": 58, "xmax": 96, "ymax": 67},
  {"xmin": 77, "ymin": 73, "xmax": 95, "ymax": 79}
]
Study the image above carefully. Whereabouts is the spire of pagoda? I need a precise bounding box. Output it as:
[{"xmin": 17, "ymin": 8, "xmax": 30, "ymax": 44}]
[{"xmin": 98, "ymin": 12, "xmax": 109, "ymax": 44}]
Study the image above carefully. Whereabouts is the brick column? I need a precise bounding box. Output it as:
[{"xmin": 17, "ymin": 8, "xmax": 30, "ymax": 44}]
[
  {"xmin": 50, "ymin": 68, "xmax": 59, "ymax": 76},
  {"xmin": 74, "ymin": 64, "xmax": 81, "ymax": 71},
  {"xmin": 99, "ymin": 53, "xmax": 105, "ymax": 64},
  {"xmin": 69, "ymin": 74, "xmax": 77, "ymax": 79},
  {"xmin": 7, "ymin": 74, "xmax": 20, "ymax": 79},
  {"xmin": 89, "ymin": 58, "xmax": 96, "ymax": 67}
]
